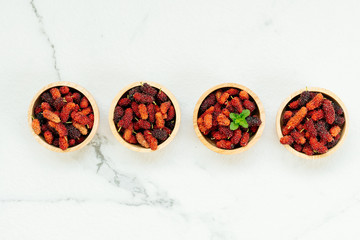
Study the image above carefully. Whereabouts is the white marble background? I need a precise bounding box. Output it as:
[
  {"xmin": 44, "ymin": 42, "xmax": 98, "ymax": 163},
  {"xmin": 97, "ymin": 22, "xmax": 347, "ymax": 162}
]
[{"xmin": 1, "ymin": 0, "xmax": 360, "ymax": 239}]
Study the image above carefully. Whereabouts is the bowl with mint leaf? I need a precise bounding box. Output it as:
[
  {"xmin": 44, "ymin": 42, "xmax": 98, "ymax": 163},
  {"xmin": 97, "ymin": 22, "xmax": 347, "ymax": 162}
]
[{"xmin": 193, "ymin": 83, "xmax": 265, "ymax": 154}]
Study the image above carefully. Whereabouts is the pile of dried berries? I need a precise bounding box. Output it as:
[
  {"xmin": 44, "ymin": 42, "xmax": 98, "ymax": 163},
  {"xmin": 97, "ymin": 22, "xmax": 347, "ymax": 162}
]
[
  {"xmin": 280, "ymin": 90, "xmax": 345, "ymax": 155},
  {"xmin": 197, "ymin": 87, "xmax": 262, "ymax": 150},
  {"xmin": 31, "ymin": 86, "xmax": 94, "ymax": 150},
  {"xmin": 113, "ymin": 83, "xmax": 176, "ymax": 151}
]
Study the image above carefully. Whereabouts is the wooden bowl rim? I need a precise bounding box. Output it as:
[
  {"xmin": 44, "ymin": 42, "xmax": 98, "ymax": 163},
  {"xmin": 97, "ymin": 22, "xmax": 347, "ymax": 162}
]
[
  {"xmin": 193, "ymin": 83, "xmax": 266, "ymax": 155},
  {"xmin": 108, "ymin": 81, "xmax": 181, "ymax": 152},
  {"xmin": 28, "ymin": 81, "xmax": 100, "ymax": 153},
  {"xmin": 276, "ymin": 87, "xmax": 349, "ymax": 159}
]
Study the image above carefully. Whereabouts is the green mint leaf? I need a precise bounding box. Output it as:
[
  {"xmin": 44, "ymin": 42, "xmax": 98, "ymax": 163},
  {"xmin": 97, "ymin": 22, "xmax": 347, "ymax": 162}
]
[
  {"xmin": 239, "ymin": 119, "xmax": 248, "ymax": 128},
  {"xmin": 229, "ymin": 113, "xmax": 237, "ymax": 120},
  {"xmin": 230, "ymin": 122, "xmax": 239, "ymax": 130},
  {"xmin": 242, "ymin": 109, "xmax": 251, "ymax": 118}
]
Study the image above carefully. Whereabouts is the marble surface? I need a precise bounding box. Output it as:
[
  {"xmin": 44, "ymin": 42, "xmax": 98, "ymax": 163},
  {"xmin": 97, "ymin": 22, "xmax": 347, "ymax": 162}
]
[{"xmin": 1, "ymin": 0, "xmax": 360, "ymax": 239}]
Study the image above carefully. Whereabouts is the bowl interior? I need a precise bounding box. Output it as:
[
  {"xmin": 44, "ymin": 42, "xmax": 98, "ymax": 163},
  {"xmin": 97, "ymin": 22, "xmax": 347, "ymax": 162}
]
[
  {"xmin": 29, "ymin": 81, "xmax": 99, "ymax": 153},
  {"xmin": 109, "ymin": 81, "xmax": 181, "ymax": 152}
]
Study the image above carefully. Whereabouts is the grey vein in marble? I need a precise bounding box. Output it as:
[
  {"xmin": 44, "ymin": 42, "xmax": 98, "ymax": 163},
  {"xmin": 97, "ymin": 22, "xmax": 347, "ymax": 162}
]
[
  {"xmin": 90, "ymin": 134, "xmax": 174, "ymax": 208},
  {"xmin": 30, "ymin": 0, "xmax": 61, "ymax": 81}
]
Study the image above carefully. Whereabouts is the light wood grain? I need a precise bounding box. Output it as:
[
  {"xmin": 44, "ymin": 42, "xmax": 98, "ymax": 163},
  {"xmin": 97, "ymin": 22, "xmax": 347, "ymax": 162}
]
[
  {"xmin": 109, "ymin": 81, "xmax": 181, "ymax": 152},
  {"xmin": 276, "ymin": 87, "xmax": 348, "ymax": 159},
  {"xmin": 193, "ymin": 83, "xmax": 265, "ymax": 154},
  {"xmin": 28, "ymin": 81, "xmax": 100, "ymax": 153}
]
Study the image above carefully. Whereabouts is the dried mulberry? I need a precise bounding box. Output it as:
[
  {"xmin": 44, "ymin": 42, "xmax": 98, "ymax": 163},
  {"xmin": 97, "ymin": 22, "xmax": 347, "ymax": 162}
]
[
  {"xmin": 246, "ymin": 116, "xmax": 262, "ymax": 127},
  {"xmin": 118, "ymin": 98, "xmax": 131, "ymax": 107},
  {"xmin": 221, "ymin": 108, "xmax": 230, "ymax": 117},
  {"xmin": 147, "ymin": 104, "xmax": 156, "ymax": 123},
  {"xmin": 204, "ymin": 114, "xmax": 213, "ymax": 129},
  {"xmin": 80, "ymin": 97, "xmax": 89, "ymax": 109},
  {"xmin": 43, "ymin": 109, "xmax": 61, "ymax": 123},
  {"xmin": 311, "ymin": 109, "xmax": 324, "ymax": 121},
  {"xmin": 143, "ymin": 130, "xmax": 158, "ymax": 150},
  {"xmin": 41, "ymin": 102, "xmax": 52, "ymax": 111},
  {"xmin": 283, "ymin": 107, "xmax": 307, "ymax": 135},
  {"xmin": 239, "ymin": 90, "xmax": 249, "ymax": 100},
  {"xmin": 53, "ymin": 97, "xmax": 66, "ymax": 111},
  {"xmin": 167, "ymin": 106, "xmax": 175, "ymax": 121},
  {"xmin": 59, "ymin": 86, "xmax": 69, "ymax": 95},
  {"xmin": 133, "ymin": 92, "xmax": 154, "ymax": 104},
  {"xmin": 59, "ymin": 136, "xmax": 69, "ymax": 150},
  {"xmin": 50, "ymin": 88, "xmax": 61, "ymax": 100},
  {"xmin": 225, "ymin": 88, "xmax": 239, "ymax": 96},
  {"xmin": 334, "ymin": 115, "xmax": 345, "ymax": 126},
  {"xmin": 333, "ymin": 103, "xmax": 343, "ymax": 115},
  {"xmin": 217, "ymin": 113, "xmax": 230, "ymax": 126},
  {"xmin": 231, "ymin": 129, "xmax": 242, "ymax": 145},
  {"xmin": 136, "ymin": 133, "xmax": 149, "ymax": 148},
  {"xmin": 212, "ymin": 131, "xmax": 226, "ymax": 140},
  {"xmin": 69, "ymin": 139, "xmax": 76, "ymax": 146},
  {"xmin": 67, "ymin": 125, "xmax": 81, "ymax": 139},
  {"xmin": 128, "ymin": 86, "xmax": 141, "ymax": 100},
  {"xmin": 283, "ymin": 111, "xmax": 293, "ymax": 122},
  {"xmin": 73, "ymin": 122, "xmax": 88, "ymax": 135},
  {"xmin": 135, "ymin": 119, "xmax": 151, "ymax": 130},
  {"xmin": 72, "ymin": 92, "xmax": 81, "ymax": 104},
  {"xmin": 152, "ymin": 129, "xmax": 168, "ymax": 141},
  {"xmin": 316, "ymin": 121, "xmax": 333, "ymax": 143},
  {"xmin": 43, "ymin": 130, "xmax": 53, "ymax": 144},
  {"xmin": 306, "ymin": 93, "xmax": 323, "ymax": 111},
  {"xmin": 131, "ymin": 102, "xmax": 141, "ymax": 118},
  {"xmin": 160, "ymin": 101, "xmax": 171, "ymax": 115},
  {"xmin": 138, "ymin": 104, "xmax": 148, "ymax": 120},
  {"xmin": 293, "ymin": 143, "xmax": 303, "ymax": 152},
  {"xmin": 60, "ymin": 102, "xmax": 76, "ymax": 123},
  {"xmin": 329, "ymin": 126, "xmax": 341, "ymax": 137},
  {"xmin": 219, "ymin": 126, "xmax": 233, "ymax": 139},
  {"xmin": 231, "ymin": 97, "xmax": 243, "ymax": 113},
  {"xmin": 280, "ymin": 135, "xmax": 294, "ymax": 145},
  {"xmin": 299, "ymin": 91, "xmax": 311, "ymax": 106},
  {"xmin": 218, "ymin": 92, "xmax": 230, "ymax": 104},
  {"xmin": 32, "ymin": 119, "xmax": 41, "ymax": 135},
  {"xmin": 41, "ymin": 92, "xmax": 54, "ymax": 106},
  {"xmin": 79, "ymin": 107, "xmax": 92, "ymax": 116},
  {"xmin": 155, "ymin": 112, "xmax": 165, "ymax": 129},
  {"xmin": 140, "ymin": 83, "xmax": 157, "ymax": 96},
  {"xmin": 157, "ymin": 90, "xmax": 168, "ymax": 102},
  {"xmin": 289, "ymin": 100, "xmax": 300, "ymax": 109},
  {"xmin": 309, "ymin": 137, "xmax": 328, "ymax": 154},
  {"xmin": 243, "ymin": 100, "xmax": 256, "ymax": 112},
  {"xmin": 216, "ymin": 140, "xmax": 233, "ymax": 149},
  {"xmin": 291, "ymin": 130, "xmax": 306, "ymax": 145},
  {"xmin": 117, "ymin": 108, "xmax": 133, "ymax": 129},
  {"xmin": 72, "ymin": 112, "xmax": 91, "ymax": 125},
  {"xmin": 215, "ymin": 90, "xmax": 223, "ymax": 102},
  {"xmin": 200, "ymin": 93, "xmax": 216, "ymax": 112},
  {"xmin": 304, "ymin": 118, "xmax": 317, "ymax": 138},
  {"xmin": 302, "ymin": 143, "xmax": 313, "ymax": 156},
  {"xmin": 240, "ymin": 132, "xmax": 250, "ymax": 147},
  {"xmin": 322, "ymin": 99, "xmax": 335, "ymax": 124},
  {"xmin": 327, "ymin": 134, "xmax": 341, "ymax": 148}
]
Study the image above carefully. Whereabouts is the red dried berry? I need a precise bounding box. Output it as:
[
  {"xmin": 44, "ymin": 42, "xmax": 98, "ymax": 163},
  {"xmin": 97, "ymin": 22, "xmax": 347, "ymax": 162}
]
[
  {"xmin": 302, "ymin": 143, "xmax": 313, "ymax": 155},
  {"xmin": 299, "ymin": 91, "xmax": 311, "ymax": 106},
  {"xmin": 218, "ymin": 92, "xmax": 230, "ymax": 105},
  {"xmin": 60, "ymin": 102, "xmax": 76, "ymax": 123},
  {"xmin": 316, "ymin": 121, "xmax": 333, "ymax": 143},
  {"xmin": 280, "ymin": 135, "xmax": 294, "ymax": 145},
  {"xmin": 32, "ymin": 119, "xmax": 41, "ymax": 135},
  {"xmin": 311, "ymin": 109, "xmax": 324, "ymax": 121},
  {"xmin": 72, "ymin": 92, "xmax": 81, "ymax": 104},
  {"xmin": 212, "ymin": 131, "xmax": 226, "ymax": 140},
  {"xmin": 304, "ymin": 118, "xmax": 317, "ymax": 138},
  {"xmin": 43, "ymin": 130, "xmax": 53, "ymax": 144},
  {"xmin": 68, "ymin": 139, "xmax": 76, "ymax": 146},
  {"xmin": 143, "ymin": 130, "xmax": 158, "ymax": 150},
  {"xmin": 283, "ymin": 107, "xmax": 307, "ymax": 135},
  {"xmin": 117, "ymin": 108, "xmax": 133, "ymax": 129},
  {"xmin": 329, "ymin": 126, "xmax": 341, "ymax": 137},
  {"xmin": 155, "ymin": 112, "xmax": 165, "ymax": 129},
  {"xmin": 289, "ymin": 100, "xmax": 300, "ymax": 109},
  {"xmin": 152, "ymin": 128, "xmax": 169, "ymax": 141},
  {"xmin": 167, "ymin": 106, "xmax": 175, "ymax": 121},
  {"xmin": 41, "ymin": 92, "xmax": 54, "ymax": 106},
  {"xmin": 246, "ymin": 116, "xmax": 262, "ymax": 127},
  {"xmin": 41, "ymin": 102, "xmax": 52, "ymax": 111},
  {"xmin": 204, "ymin": 114, "xmax": 213, "ymax": 129},
  {"xmin": 133, "ymin": 92, "xmax": 154, "ymax": 104},
  {"xmin": 157, "ymin": 90, "xmax": 168, "ymax": 103},
  {"xmin": 138, "ymin": 104, "xmax": 148, "ymax": 120},
  {"xmin": 114, "ymin": 106, "xmax": 124, "ymax": 123},
  {"xmin": 136, "ymin": 133, "xmax": 150, "ymax": 148},
  {"xmin": 219, "ymin": 126, "xmax": 233, "ymax": 139},
  {"xmin": 135, "ymin": 119, "xmax": 151, "ymax": 130},
  {"xmin": 240, "ymin": 132, "xmax": 250, "ymax": 147},
  {"xmin": 225, "ymin": 88, "xmax": 239, "ymax": 96},
  {"xmin": 80, "ymin": 97, "xmax": 89, "ymax": 109},
  {"xmin": 322, "ymin": 99, "xmax": 335, "ymax": 124},
  {"xmin": 43, "ymin": 110, "xmax": 61, "ymax": 123},
  {"xmin": 309, "ymin": 137, "xmax": 328, "ymax": 154},
  {"xmin": 243, "ymin": 100, "xmax": 256, "ymax": 112},
  {"xmin": 291, "ymin": 130, "xmax": 306, "ymax": 145},
  {"xmin": 216, "ymin": 140, "xmax": 233, "ymax": 149},
  {"xmin": 239, "ymin": 91, "xmax": 249, "ymax": 100},
  {"xmin": 59, "ymin": 136, "xmax": 69, "ymax": 150},
  {"xmin": 200, "ymin": 93, "xmax": 216, "ymax": 112},
  {"xmin": 334, "ymin": 115, "xmax": 345, "ymax": 126},
  {"xmin": 118, "ymin": 98, "xmax": 131, "ymax": 107},
  {"xmin": 231, "ymin": 97, "xmax": 243, "ymax": 113},
  {"xmin": 50, "ymin": 88, "xmax": 61, "ymax": 100},
  {"xmin": 59, "ymin": 86, "xmax": 69, "ymax": 95},
  {"xmin": 147, "ymin": 104, "xmax": 156, "ymax": 123},
  {"xmin": 140, "ymin": 83, "xmax": 157, "ymax": 97},
  {"xmin": 231, "ymin": 129, "xmax": 242, "ymax": 145},
  {"xmin": 72, "ymin": 112, "xmax": 91, "ymax": 125},
  {"xmin": 293, "ymin": 143, "xmax": 303, "ymax": 152},
  {"xmin": 306, "ymin": 93, "xmax": 324, "ymax": 111}
]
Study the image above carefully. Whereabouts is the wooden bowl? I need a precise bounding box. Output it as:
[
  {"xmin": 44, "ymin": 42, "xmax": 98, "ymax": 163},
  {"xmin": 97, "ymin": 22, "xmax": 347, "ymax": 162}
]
[
  {"xmin": 109, "ymin": 81, "xmax": 181, "ymax": 152},
  {"xmin": 28, "ymin": 81, "xmax": 100, "ymax": 152},
  {"xmin": 276, "ymin": 87, "xmax": 349, "ymax": 159},
  {"xmin": 193, "ymin": 83, "xmax": 265, "ymax": 154}
]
